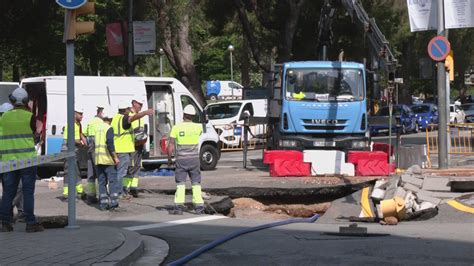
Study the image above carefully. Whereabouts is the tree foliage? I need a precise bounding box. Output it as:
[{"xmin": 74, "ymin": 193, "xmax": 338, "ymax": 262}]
[{"xmin": 1, "ymin": 0, "xmax": 473, "ymax": 102}]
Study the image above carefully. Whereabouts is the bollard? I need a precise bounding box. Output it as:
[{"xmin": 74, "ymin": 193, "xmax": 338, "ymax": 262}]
[{"xmin": 243, "ymin": 112, "xmax": 250, "ymax": 168}]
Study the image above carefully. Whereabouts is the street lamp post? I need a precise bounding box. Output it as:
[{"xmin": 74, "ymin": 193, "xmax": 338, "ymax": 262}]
[
  {"xmin": 228, "ymin": 44, "xmax": 234, "ymax": 98},
  {"xmin": 159, "ymin": 48, "xmax": 164, "ymax": 77}
]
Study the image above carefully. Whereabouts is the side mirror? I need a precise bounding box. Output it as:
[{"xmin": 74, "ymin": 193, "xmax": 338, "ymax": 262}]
[{"xmin": 240, "ymin": 110, "xmax": 251, "ymax": 121}]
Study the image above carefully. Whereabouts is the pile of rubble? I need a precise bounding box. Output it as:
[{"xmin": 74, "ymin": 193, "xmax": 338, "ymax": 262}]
[{"xmin": 365, "ymin": 165, "xmax": 472, "ymax": 224}]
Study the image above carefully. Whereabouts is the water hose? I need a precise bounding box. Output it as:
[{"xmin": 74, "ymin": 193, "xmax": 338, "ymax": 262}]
[{"xmin": 166, "ymin": 213, "xmax": 320, "ymax": 266}]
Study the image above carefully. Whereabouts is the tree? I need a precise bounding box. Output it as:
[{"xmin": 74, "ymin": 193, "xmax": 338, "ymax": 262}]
[{"xmin": 151, "ymin": 0, "xmax": 206, "ymax": 106}]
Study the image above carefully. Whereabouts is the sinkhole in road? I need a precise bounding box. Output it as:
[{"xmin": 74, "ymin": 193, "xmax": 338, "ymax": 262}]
[{"xmin": 226, "ymin": 196, "xmax": 331, "ymax": 220}]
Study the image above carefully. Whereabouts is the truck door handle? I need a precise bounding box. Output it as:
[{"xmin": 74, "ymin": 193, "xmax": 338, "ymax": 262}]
[{"xmin": 52, "ymin": 125, "xmax": 56, "ymax": 135}]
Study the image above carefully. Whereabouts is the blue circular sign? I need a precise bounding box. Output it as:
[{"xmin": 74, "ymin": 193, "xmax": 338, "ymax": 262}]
[
  {"xmin": 56, "ymin": 0, "xmax": 87, "ymax": 9},
  {"xmin": 427, "ymin": 36, "xmax": 451, "ymax": 62}
]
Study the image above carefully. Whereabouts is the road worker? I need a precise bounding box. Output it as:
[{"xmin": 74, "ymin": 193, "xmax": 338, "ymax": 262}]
[
  {"xmin": 84, "ymin": 105, "xmax": 105, "ymax": 204},
  {"xmin": 62, "ymin": 107, "xmax": 87, "ymax": 201},
  {"xmin": 123, "ymin": 96, "xmax": 148, "ymax": 197},
  {"xmin": 0, "ymin": 87, "xmax": 44, "ymax": 232},
  {"xmin": 167, "ymin": 105, "xmax": 205, "ymax": 215},
  {"xmin": 112, "ymin": 100, "xmax": 153, "ymax": 199},
  {"xmin": 94, "ymin": 108, "xmax": 120, "ymax": 210}
]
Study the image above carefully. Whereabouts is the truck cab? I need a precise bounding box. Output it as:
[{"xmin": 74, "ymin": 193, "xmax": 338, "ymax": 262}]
[{"xmin": 268, "ymin": 61, "xmax": 369, "ymax": 151}]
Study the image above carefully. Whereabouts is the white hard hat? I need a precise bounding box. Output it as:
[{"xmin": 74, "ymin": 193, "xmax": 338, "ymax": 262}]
[
  {"xmin": 10, "ymin": 87, "xmax": 28, "ymax": 105},
  {"xmin": 183, "ymin": 105, "xmax": 196, "ymax": 115},
  {"xmin": 75, "ymin": 106, "xmax": 84, "ymax": 114},
  {"xmin": 132, "ymin": 94, "xmax": 143, "ymax": 104},
  {"xmin": 0, "ymin": 102, "xmax": 14, "ymax": 113},
  {"xmin": 103, "ymin": 107, "xmax": 116, "ymax": 119},
  {"xmin": 118, "ymin": 100, "xmax": 129, "ymax": 109}
]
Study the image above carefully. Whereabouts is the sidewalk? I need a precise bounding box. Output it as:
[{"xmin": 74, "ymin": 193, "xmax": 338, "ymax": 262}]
[{"xmin": 0, "ymin": 225, "xmax": 143, "ymax": 265}]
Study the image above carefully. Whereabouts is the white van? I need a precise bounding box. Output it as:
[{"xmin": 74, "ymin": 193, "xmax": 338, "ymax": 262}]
[
  {"xmin": 205, "ymin": 80, "xmax": 243, "ymax": 101},
  {"xmin": 15, "ymin": 76, "xmax": 221, "ymax": 170},
  {"xmin": 205, "ymin": 99, "xmax": 267, "ymax": 147}
]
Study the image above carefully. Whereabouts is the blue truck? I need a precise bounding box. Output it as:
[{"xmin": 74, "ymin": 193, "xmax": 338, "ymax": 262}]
[{"xmin": 267, "ymin": 61, "xmax": 369, "ymax": 151}]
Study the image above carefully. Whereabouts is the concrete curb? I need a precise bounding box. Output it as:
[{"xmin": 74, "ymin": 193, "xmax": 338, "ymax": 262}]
[{"xmin": 93, "ymin": 229, "xmax": 144, "ymax": 266}]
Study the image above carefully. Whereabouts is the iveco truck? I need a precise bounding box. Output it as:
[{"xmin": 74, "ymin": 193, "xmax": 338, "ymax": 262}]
[{"xmin": 267, "ymin": 61, "xmax": 369, "ymax": 151}]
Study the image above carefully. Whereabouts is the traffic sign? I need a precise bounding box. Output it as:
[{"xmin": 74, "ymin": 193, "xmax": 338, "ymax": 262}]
[
  {"xmin": 56, "ymin": 0, "xmax": 87, "ymax": 9},
  {"xmin": 427, "ymin": 36, "xmax": 451, "ymax": 61}
]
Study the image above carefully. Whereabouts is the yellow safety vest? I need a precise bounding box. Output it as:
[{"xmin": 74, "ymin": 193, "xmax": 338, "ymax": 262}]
[
  {"xmin": 64, "ymin": 122, "xmax": 81, "ymax": 141},
  {"xmin": 170, "ymin": 122, "xmax": 202, "ymax": 157},
  {"xmin": 292, "ymin": 91, "xmax": 306, "ymax": 100},
  {"xmin": 0, "ymin": 109, "xmax": 36, "ymax": 161},
  {"xmin": 85, "ymin": 116, "xmax": 103, "ymax": 137},
  {"xmin": 94, "ymin": 123, "xmax": 115, "ymax": 165},
  {"xmin": 130, "ymin": 111, "xmax": 145, "ymax": 140},
  {"xmin": 111, "ymin": 113, "xmax": 134, "ymax": 153}
]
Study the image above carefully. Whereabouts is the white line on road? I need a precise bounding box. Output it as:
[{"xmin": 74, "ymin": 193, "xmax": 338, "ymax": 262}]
[{"xmin": 123, "ymin": 216, "xmax": 227, "ymax": 231}]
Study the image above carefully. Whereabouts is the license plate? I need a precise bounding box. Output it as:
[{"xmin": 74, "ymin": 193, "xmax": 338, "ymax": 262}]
[
  {"xmin": 379, "ymin": 129, "xmax": 389, "ymax": 133},
  {"xmin": 234, "ymin": 127, "xmax": 242, "ymax": 135},
  {"xmin": 313, "ymin": 141, "xmax": 336, "ymax": 147}
]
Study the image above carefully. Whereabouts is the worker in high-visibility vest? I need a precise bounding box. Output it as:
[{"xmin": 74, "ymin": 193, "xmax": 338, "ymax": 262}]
[
  {"xmin": 94, "ymin": 108, "xmax": 121, "ymax": 210},
  {"xmin": 84, "ymin": 105, "xmax": 105, "ymax": 204},
  {"xmin": 62, "ymin": 108, "xmax": 87, "ymax": 201},
  {"xmin": 123, "ymin": 96, "xmax": 147, "ymax": 198},
  {"xmin": 112, "ymin": 100, "xmax": 153, "ymax": 199},
  {"xmin": 0, "ymin": 87, "xmax": 44, "ymax": 232},
  {"xmin": 168, "ymin": 105, "xmax": 205, "ymax": 215}
]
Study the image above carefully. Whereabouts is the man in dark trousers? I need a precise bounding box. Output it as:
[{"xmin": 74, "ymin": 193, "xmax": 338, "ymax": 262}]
[
  {"xmin": 168, "ymin": 105, "xmax": 205, "ymax": 215},
  {"xmin": 0, "ymin": 87, "xmax": 44, "ymax": 232}
]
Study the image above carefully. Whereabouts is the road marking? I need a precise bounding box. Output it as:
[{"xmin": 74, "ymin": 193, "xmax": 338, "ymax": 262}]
[
  {"xmin": 447, "ymin": 200, "xmax": 474, "ymax": 214},
  {"xmin": 123, "ymin": 216, "xmax": 227, "ymax": 231}
]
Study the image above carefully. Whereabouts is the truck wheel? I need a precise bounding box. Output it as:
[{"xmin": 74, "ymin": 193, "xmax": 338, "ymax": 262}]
[
  {"xmin": 200, "ymin": 144, "xmax": 218, "ymax": 170},
  {"xmin": 209, "ymin": 94, "xmax": 218, "ymax": 101}
]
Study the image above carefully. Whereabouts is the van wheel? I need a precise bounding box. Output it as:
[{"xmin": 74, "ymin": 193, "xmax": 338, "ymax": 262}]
[
  {"xmin": 209, "ymin": 94, "xmax": 218, "ymax": 101},
  {"xmin": 200, "ymin": 144, "xmax": 218, "ymax": 171}
]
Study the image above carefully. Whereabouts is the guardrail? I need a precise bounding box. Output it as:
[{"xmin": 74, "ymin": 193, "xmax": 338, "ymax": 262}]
[
  {"xmin": 426, "ymin": 123, "xmax": 474, "ymax": 165},
  {"xmin": 0, "ymin": 151, "xmax": 74, "ymax": 174},
  {"xmin": 213, "ymin": 123, "xmax": 267, "ymax": 151}
]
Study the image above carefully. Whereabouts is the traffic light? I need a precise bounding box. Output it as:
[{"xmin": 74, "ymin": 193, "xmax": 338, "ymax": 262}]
[
  {"xmin": 64, "ymin": 2, "xmax": 95, "ymax": 41},
  {"xmin": 445, "ymin": 50, "xmax": 454, "ymax": 82}
]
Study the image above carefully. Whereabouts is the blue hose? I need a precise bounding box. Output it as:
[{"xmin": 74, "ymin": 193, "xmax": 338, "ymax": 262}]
[{"xmin": 166, "ymin": 213, "xmax": 320, "ymax": 266}]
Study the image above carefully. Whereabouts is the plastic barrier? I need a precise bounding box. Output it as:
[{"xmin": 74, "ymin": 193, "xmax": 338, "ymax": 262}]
[
  {"xmin": 355, "ymin": 159, "xmax": 393, "ymax": 176},
  {"xmin": 263, "ymin": 150, "xmax": 304, "ymax": 165},
  {"xmin": 0, "ymin": 151, "xmax": 74, "ymax": 174},
  {"xmin": 269, "ymin": 159, "xmax": 311, "ymax": 177},
  {"xmin": 348, "ymin": 151, "xmax": 388, "ymax": 164},
  {"xmin": 372, "ymin": 142, "xmax": 394, "ymax": 156}
]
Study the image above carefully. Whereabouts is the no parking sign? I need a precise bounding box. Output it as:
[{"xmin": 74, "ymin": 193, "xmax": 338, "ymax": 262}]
[{"xmin": 427, "ymin": 36, "xmax": 451, "ymax": 61}]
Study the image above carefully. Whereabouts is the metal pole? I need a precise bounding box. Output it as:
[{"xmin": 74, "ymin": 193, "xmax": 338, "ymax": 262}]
[
  {"xmin": 437, "ymin": 0, "xmax": 448, "ymax": 169},
  {"xmin": 66, "ymin": 40, "xmax": 79, "ymax": 229},
  {"xmin": 160, "ymin": 55, "xmax": 163, "ymax": 77},
  {"xmin": 322, "ymin": 45, "xmax": 327, "ymax": 61},
  {"xmin": 128, "ymin": 0, "xmax": 134, "ymax": 76},
  {"xmin": 230, "ymin": 51, "xmax": 233, "ymax": 82}
]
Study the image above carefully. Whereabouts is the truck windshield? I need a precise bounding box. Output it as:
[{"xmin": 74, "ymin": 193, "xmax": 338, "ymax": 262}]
[
  {"xmin": 285, "ymin": 68, "xmax": 364, "ymax": 102},
  {"xmin": 206, "ymin": 103, "xmax": 242, "ymax": 119}
]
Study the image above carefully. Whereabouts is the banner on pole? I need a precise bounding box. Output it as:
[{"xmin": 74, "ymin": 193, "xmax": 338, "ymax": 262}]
[
  {"xmin": 106, "ymin": 23, "xmax": 125, "ymax": 57},
  {"xmin": 133, "ymin": 21, "xmax": 156, "ymax": 55},
  {"xmin": 444, "ymin": 0, "xmax": 474, "ymax": 29},
  {"xmin": 406, "ymin": 0, "xmax": 438, "ymax": 32}
]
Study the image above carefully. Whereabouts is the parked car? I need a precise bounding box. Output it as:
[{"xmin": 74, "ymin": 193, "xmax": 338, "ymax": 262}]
[
  {"xmin": 449, "ymin": 104, "xmax": 465, "ymax": 123},
  {"xmin": 461, "ymin": 103, "xmax": 474, "ymax": 123},
  {"xmin": 410, "ymin": 103, "xmax": 438, "ymax": 130},
  {"xmin": 370, "ymin": 104, "xmax": 418, "ymax": 135},
  {"xmin": 205, "ymin": 99, "xmax": 267, "ymax": 147}
]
